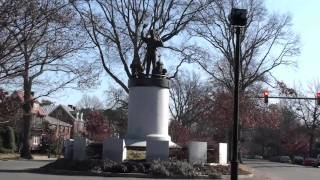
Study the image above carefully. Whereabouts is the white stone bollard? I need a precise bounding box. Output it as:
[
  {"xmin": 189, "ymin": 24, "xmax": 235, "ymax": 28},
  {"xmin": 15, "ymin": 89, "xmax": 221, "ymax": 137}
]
[
  {"xmin": 103, "ymin": 138, "xmax": 127, "ymax": 162},
  {"xmin": 146, "ymin": 137, "xmax": 169, "ymax": 162},
  {"xmin": 73, "ymin": 137, "xmax": 87, "ymax": 161},
  {"xmin": 219, "ymin": 143, "xmax": 228, "ymax": 165},
  {"xmin": 188, "ymin": 141, "xmax": 207, "ymax": 164},
  {"xmin": 64, "ymin": 139, "xmax": 74, "ymax": 159}
]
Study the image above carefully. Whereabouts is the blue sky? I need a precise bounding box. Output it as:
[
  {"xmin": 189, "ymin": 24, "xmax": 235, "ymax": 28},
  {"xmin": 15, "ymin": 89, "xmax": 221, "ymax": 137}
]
[
  {"xmin": 49, "ymin": 0, "xmax": 320, "ymax": 106},
  {"xmin": 266, "ymin": 0, "xmax": 320, "ymax": 92}
]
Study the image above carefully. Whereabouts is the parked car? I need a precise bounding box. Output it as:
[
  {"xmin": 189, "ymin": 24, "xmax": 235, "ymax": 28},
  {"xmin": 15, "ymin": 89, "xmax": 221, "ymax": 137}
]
[
  {"xmin": 244, "ymin": 155, "xmax": 263, "ymax": 159},
  {"xmin": 279, "ymin": 156, "xmax": 291, "ymax": 163},
  {"xmin": 254, "ymin": 155, "xmax": 263, "ymax": 159},
  {"xmin": 293, "ymin": 156, "xmax": 304, "ymax": 165},
  {"xmin": 303, "ymin": 158, "xmax": 318, "ymax": 167},
  {"xmin": 269, "ymin": 156, "xmax": 280, "ymax": 162}
]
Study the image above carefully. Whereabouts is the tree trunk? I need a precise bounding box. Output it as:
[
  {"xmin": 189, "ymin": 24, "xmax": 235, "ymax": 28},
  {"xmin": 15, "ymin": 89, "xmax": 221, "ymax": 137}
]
[
  {"xmin": 309, "ymin": 132, "xmax": 314, "ymax": 157},
  {"xmin": 20, "ymin": 77, "xmax": 33, "ymax": 159}
]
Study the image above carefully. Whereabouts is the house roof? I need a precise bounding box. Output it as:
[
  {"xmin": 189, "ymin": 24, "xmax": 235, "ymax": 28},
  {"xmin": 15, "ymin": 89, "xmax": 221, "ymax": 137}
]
[
  {"xmin": 41, "ymin": 104, "xmax": 56, "ymax": 115},
  {"xmin": 59, "ymin": 105, "xmax": 76, "ymax": 121},
  {"xmin": 61, "ymin": 105, "xmax": 75, "ymax": 112},
  {"xmin": 47, "ymin": 104, "xmax": 77, "ymax": 122},
  {"xmin": 44, "ymin": 116, "xmax": 72, "ymax": 127}
]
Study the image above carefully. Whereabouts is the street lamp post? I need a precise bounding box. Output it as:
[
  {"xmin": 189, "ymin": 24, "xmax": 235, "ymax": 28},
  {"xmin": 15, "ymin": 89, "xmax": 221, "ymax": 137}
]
[{"xmin": 229, "ymin": 8, "xmax": 247, "ymax": 180}]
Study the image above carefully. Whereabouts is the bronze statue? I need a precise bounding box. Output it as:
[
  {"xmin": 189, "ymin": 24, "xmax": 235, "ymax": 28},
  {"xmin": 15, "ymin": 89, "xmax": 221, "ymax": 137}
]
[
  {"xmin": 130, "ymin": 53, "xmax": 144, "ymax": 78},
  {"xmin": 152, "ymin": 60, "xmax": 167, "ymax": 78},
  {"xmin": 141, "ymin": 26, "xmax": 163, "ymax": 77}
]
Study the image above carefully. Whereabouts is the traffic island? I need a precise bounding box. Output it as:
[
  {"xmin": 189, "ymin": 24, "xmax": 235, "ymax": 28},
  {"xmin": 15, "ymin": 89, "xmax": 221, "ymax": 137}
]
[{"xmin": 35, "ymin": 158, "xmax": 252, "ymax": 179}]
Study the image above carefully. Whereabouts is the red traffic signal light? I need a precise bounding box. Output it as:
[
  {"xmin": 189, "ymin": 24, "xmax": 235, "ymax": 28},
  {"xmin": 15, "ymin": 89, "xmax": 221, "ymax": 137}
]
[
  {"xmin": 263, "ymin": 91, "xmax": 269, "ymax": 104},
  {"xmin": 317, "ymin": 92, "xmax": 320, "ymax": 105}
]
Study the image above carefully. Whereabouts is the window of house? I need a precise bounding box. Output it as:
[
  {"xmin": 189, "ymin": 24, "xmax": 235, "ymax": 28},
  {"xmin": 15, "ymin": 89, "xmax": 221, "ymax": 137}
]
[{"xmin": 33, "ymin": 136, "xmax": 40, "ymax": 145}]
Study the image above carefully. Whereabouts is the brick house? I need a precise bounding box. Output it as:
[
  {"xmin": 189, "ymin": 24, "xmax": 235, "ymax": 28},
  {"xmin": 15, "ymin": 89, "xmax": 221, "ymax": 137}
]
[
  {"xmin": 11, "ymin": 91, "xmax": 73, "ymax": 150},
  {"xmin": 47, "ymin": 104, "xmax": 85, "ymax": 138}
]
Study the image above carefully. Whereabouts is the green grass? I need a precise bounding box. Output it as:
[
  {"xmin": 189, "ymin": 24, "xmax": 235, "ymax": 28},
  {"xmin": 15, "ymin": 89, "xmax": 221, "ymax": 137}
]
[
  {"xmin": 0, "ymin": 153, "xmax": 19, "ymax": 160},
  {"xmin": 127, "ymin": 150, "xmax": 146, "ymax": 160}
]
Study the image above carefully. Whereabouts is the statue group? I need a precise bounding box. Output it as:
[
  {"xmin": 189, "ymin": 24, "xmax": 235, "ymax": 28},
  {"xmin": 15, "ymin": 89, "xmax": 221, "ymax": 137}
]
[{"xmin": 130, "ymin": 27, "xmax": 166, "ymax": 79}]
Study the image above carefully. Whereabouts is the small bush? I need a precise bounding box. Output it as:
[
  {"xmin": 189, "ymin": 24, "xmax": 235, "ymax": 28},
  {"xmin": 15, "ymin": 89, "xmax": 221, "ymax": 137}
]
[
  {"xmin": 149, "ymin": 161, "xmax": 170, "ymax": 177},
  {"xmin": 149, "ymin": 160, "xmax": 195, "ymax": 177},
  {"xmin": 123, "ymin": 161, "xmax": 146, "ymax": 173},
  {"xmin": 167, "ymin": 161, "xmax": 194, "ymax": 176},
  {"xmin": 102, "ymin": 159, "xmax": 128, "ymax": 173}
]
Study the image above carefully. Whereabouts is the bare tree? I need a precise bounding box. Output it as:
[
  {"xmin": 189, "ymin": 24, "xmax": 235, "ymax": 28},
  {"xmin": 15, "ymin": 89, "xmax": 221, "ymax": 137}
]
[
  {"xmin": 169, "ymin": 71, "xmax": 211, "ymax": 127},
  {"xmin": 105, "ymin": 86, "xmax": 128, "ymax": 110},
  {"xmin": 293, "ymin": 82, "xmax": 320, "ymax": 156},
  {"xmin": 72, "ymin": 0, "xmax": 213, "ymax": 93},
  {"xmin": 0, "ymin": 1, "xmax": 25, "ymax": 83},
  {"xmin": 189, "ymin": 0, "xmax": 300, "ymax": 92},
  {"xmin": 4, "ymin": 0, "xmax": 99, "ymax": 159},
  {"xmin": 77, "ymin": 94, "xmax": 104, "ymax": 110}
]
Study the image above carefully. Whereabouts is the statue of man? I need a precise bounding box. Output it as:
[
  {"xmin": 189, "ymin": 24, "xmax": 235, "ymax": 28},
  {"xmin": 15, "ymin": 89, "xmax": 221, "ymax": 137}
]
[{"xmin": 141, "ymin": 27, "xmax": 163, "ymax": 77}]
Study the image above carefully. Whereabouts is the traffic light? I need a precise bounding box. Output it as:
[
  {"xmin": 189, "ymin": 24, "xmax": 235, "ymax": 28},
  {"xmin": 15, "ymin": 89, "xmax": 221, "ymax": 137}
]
[
  {"xmin": 317, "ymin": 92, "xmax": 320, "ymax": 105},
  {"xmin": 263, "ymin": 91, "xmax": 269, "ymax": 104}
]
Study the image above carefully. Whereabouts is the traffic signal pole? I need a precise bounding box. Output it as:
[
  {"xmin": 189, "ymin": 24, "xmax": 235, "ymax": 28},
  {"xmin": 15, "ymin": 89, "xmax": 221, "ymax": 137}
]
[
  {"xmin": 259, "ymin": 95, "xmax": 320, "ymax": 106},
  {"xmin": 259, "ymin": 96, "xmax": 317, "ymax": 100}
]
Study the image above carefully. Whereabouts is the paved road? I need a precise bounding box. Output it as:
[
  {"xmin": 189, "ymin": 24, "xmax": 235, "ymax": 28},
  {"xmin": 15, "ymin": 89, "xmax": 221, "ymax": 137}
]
[{"xmin": 243, "ymin": 159, "xmax": 320, "ymax": 180}]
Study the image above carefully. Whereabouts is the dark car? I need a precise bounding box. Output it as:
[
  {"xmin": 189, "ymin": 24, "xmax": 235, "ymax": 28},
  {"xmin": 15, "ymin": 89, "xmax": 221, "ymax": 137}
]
[
  {"xmin": 279, "ymin": 156, "xmax": 291, "ymax": 163},
  {"xmin": 270, "ymin": 156, "xmax": 280, "ymax": 162},
  {"xmin": 293, "ymin": 156, "xmax": 304, "ymax": 165}
]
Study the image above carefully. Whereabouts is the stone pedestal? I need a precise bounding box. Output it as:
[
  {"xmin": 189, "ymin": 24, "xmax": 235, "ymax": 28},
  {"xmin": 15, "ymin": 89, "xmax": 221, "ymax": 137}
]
[
  {"xmin": 103, "ymin": 138, "xmax": 126, "ymax": 162},
  {"xmin": 219, "ymin": 143, "xmax": 228, "ymax": 165},
  {"xmin": 188, "ymin": 141, "xmax": 207, "ymax": 164},
  {"xmin": 126, "ymin": 78, "xmax": 175, "ymax": 147},
  {"xmin": 146, "ymin": 138, "xmax": 169, "ymax": 162},
  {"xmin": 73, "ymin": 137, "xmax": 87, "ymax": 161},
  {"xmin": 64, "ymin": 139, "xmax": 74, "ymax": 159}
]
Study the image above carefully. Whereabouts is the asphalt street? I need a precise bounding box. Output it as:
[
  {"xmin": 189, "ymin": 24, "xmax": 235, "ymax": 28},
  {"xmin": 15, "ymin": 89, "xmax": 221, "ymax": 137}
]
[
  {"xmin": 2, "ymin": 159, "xmax": 320, "ymax": 180},
  {"xmin": 243, "ymin": 159, "xmax": 320, "ymax": 180}
]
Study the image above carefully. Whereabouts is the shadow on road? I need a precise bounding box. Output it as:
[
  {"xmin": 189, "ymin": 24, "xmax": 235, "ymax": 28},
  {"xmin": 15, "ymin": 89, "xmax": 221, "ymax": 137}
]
[{"xmin": 0, "ymin": 169, "xmax": 32, "ymax": 173}]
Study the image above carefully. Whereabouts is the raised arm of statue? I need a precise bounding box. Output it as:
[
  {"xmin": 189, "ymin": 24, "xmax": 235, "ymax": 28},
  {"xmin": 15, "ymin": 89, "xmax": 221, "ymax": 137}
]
[
  {"xmin": 141, "ymin": 24, "xmax": 148, "ymax": 42},
  {"xmin": 157, "ymin": 36, "xmax": 163, "ymax": 47}
]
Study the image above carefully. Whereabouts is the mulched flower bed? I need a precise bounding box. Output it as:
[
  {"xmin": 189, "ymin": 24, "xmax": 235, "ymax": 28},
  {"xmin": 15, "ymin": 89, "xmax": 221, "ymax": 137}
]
[{"xmin": 40, "ymin": 158, "xmax": 251, "ymax": 179}]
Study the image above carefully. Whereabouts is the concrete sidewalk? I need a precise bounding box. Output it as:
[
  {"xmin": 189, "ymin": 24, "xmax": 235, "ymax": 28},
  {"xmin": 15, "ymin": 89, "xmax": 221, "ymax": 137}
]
[{"xmin": 0, "ymin": 153, "xmax": 58, "ymax": 161}]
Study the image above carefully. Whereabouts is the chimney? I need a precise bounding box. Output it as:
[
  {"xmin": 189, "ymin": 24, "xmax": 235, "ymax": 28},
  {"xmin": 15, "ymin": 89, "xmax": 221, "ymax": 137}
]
[{"xmin": 68, "ymin": 105, "xmax": 73, "ymax": 110}]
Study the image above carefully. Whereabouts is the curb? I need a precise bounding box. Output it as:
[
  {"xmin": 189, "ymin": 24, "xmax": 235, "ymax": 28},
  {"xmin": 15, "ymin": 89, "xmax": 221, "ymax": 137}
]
[
  {"xmin": 32, "ymin": 168, "xmax": 222, "ymax": 179},
  {"xmin": 222, "ymin": 173, "xmax": 254, "ymax": 179}
]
